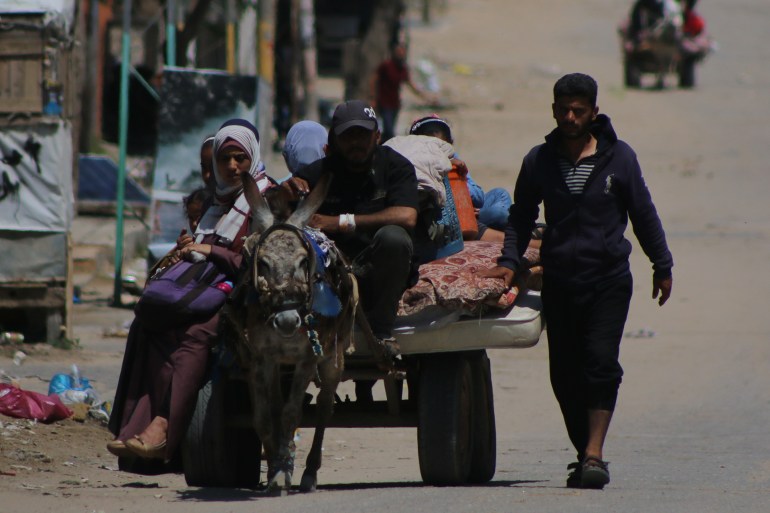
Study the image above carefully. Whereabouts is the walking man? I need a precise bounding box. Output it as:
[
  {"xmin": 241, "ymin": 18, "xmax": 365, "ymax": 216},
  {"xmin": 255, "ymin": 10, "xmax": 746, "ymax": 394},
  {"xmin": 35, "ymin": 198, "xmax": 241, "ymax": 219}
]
[
  {"xmin": 370, "ymin": 42, "xmax": 435, "ymax": 142},
  {"xmin": 481, "ymin": 73, "xmax": 673, "ymax": 489}
]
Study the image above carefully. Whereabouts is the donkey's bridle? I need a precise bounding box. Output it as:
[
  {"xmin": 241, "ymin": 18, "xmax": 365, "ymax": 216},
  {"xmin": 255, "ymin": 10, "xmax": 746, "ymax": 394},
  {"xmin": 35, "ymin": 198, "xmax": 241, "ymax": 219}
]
[{"xmin": 251, "ymin": 223, "xmax": 319, "ymax": 317}]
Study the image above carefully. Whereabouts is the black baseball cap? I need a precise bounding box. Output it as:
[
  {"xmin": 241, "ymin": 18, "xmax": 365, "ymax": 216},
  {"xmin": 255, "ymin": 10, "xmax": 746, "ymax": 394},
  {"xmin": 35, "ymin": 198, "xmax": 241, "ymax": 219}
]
[{"xmin": 331, "ymin": 100, "xmax": 378, "ymax": 135}]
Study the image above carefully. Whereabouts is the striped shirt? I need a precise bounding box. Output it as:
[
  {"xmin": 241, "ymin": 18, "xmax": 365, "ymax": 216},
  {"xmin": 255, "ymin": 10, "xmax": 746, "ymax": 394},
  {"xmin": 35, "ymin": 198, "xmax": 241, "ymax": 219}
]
[{"xmin": 559, "ymin": 155, "xmax": 598, "ymax": 195}]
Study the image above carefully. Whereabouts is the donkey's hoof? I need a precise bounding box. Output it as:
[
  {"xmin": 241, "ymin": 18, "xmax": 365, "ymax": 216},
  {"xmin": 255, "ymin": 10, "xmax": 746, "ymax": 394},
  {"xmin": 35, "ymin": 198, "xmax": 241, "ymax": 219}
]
[
  {"xmin": 265, "ymin": 470, "xmax": 292, "ymax": 496},
  {"xmin": 261, "ymin": 486, "xmax": 288, "ymax": 497},
  {"xmin": 299, "ymin": 472, "xmax": 317, "ymax": 493}
]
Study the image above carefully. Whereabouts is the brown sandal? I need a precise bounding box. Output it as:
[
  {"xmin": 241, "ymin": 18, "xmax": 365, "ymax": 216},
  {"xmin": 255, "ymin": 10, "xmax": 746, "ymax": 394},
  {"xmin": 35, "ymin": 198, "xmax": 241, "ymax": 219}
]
[{"xmin": 125, "ymin": 436, "xmax": 167, "ymax": 460}]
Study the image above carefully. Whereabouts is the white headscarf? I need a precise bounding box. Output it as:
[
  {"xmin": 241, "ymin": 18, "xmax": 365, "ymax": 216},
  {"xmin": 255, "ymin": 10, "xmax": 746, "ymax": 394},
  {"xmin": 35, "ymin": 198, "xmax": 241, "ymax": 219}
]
[{"xmin": 195, "ymin": 120, "xmax": 269, "ymax": 244}]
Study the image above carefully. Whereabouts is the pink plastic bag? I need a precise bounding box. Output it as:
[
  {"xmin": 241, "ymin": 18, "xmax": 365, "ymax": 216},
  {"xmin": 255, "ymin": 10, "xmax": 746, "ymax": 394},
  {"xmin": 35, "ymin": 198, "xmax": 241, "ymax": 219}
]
[{"xmin": 0, "ymin": 384, "xmax": 72, "ymax": 423}]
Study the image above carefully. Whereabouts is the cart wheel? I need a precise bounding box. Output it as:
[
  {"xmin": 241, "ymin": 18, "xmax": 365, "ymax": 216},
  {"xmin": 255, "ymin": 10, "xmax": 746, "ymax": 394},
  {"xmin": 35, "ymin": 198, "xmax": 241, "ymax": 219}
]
[
  {"xmin": 182, "ymin": 376, "xmax": 261, "ymax": 487},
  {"xmin": 417, "ymin": 353, "xmax": 473, "ymax": 485},
  {"xmin": 624, "ymin": 57, "xmax": 642, "ymax": 88},
  {"xmin": 678, "ymin": 57, "xmax": 696, "ymax": 88},
  {"xmin": 467, "ymin": 351, "xmax": 496, "ymax": 483}
]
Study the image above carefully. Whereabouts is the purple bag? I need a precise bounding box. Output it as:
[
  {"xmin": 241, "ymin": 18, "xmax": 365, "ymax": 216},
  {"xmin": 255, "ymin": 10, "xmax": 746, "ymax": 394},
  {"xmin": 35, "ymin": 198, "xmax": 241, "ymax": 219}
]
[{"xmin": 136, "ymin": 260, "xmax": 231, "ymax": 329}]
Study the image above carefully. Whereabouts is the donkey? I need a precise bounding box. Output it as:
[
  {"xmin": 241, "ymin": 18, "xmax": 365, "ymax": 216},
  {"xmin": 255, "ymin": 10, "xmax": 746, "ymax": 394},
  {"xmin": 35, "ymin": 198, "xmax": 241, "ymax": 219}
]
[{"xmin": 230, "ymin": 171, "xmax": 357, "ymax": 493}]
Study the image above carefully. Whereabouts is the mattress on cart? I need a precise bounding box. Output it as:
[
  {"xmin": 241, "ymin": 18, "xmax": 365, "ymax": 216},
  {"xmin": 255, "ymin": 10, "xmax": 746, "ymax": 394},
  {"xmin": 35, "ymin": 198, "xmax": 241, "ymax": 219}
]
[{"xmin": 352, "ymin": 289, "xmax": 543, "ymax": 356}]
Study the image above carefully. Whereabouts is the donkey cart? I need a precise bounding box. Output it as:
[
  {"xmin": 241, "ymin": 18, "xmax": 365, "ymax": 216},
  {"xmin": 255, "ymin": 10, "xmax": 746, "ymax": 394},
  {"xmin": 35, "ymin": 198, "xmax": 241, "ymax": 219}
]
[{"xmin": 180, "ymin": 288, "xmax": 543, "ymax": 488}]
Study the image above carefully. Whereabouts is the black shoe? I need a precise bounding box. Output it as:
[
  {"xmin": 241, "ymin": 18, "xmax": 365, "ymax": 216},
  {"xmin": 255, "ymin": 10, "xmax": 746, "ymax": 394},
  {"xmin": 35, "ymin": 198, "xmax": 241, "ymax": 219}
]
[
  {"xmin": 580, "ymin": 456, "xmax": 610, "ymax": 489},
  {"xmin": 566, "ymin": 461, "xmax": 582, "ymax": 488}
]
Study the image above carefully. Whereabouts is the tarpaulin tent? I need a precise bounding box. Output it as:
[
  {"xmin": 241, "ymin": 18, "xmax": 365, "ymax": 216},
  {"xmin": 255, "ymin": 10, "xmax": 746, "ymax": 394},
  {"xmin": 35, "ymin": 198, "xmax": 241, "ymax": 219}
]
[{"xmin": 0, "ymin": 0, "xmax": 79, "ymax": 343}]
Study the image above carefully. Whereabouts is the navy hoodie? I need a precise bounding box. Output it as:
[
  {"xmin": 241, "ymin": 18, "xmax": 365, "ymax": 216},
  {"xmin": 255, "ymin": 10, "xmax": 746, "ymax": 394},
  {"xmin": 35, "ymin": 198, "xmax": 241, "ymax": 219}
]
[{"xmin": 499, "ymin": 114, "xmax": 673, "ymax": 286}]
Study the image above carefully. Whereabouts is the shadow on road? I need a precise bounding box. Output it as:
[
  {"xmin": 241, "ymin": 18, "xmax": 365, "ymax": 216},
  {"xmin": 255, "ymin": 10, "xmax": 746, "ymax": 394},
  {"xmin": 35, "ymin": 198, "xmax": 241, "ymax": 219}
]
[{"xmin": 174, "ymin": 479, "xmax": 547, "ymax": 502}]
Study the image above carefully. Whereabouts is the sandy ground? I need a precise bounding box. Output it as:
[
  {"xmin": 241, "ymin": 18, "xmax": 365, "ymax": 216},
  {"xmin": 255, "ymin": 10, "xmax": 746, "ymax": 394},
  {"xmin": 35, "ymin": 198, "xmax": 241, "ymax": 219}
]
[{"xmin": 2, "ymin": 0, "xmax": 770, "ymax": 511}]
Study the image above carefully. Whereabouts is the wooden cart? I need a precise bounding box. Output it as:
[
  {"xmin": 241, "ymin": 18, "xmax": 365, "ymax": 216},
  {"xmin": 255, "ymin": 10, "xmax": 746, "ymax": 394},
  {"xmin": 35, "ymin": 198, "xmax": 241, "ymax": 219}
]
[{"xmin": 177, "ymin": 290, "xmax": 543, "ymax": 488}]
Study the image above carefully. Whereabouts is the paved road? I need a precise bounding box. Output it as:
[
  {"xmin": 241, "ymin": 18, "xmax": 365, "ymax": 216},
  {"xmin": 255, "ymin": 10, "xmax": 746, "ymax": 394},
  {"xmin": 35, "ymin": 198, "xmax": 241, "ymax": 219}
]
[{"xmin": 4, "ymin": 1, "xmax": 768, "ymax": 512}]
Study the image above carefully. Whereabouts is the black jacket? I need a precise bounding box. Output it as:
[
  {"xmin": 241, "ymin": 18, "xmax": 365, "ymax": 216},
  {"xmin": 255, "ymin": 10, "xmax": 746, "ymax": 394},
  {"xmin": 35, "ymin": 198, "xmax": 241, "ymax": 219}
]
[
  {"xmin": 295, "ymin": 144, "xmax": 419, "ymax": 256},
  {"xmin": 499, "ymin": 114, "xmax": 673, "ymax": 286}
]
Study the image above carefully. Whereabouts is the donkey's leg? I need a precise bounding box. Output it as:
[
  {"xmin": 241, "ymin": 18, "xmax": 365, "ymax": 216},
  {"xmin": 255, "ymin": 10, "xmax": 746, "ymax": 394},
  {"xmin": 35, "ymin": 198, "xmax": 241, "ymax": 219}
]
[
  {"xmin": 300, "ymin": 357, "xmax": 343, "ymax": 492},
  {"xmin": 247, "ymin": 357, "xmax": 278, "ymax": 485},
  {"xmin": 270, "ymin": 360, "xmax": 314, "ymax": 492}
]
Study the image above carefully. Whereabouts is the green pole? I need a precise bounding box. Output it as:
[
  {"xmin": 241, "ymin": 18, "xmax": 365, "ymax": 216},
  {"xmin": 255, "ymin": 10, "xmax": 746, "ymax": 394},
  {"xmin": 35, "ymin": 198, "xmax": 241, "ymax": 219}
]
[
  {"xmin": 113, "ymin": 0, "xmax": 132, "ymax": 307},
  {"xmin": 166, "ymin": 0, "xmax": 176, "ymax": 66}
]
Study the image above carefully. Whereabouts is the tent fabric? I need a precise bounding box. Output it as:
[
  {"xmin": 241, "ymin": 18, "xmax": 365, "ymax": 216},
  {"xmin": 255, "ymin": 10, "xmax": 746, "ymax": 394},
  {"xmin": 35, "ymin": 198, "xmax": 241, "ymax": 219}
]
[
  {"xmin": 0, "ymin": 0, "xmax": 78, "ymax": 36},
  {"xmin": 0, "ymin": 120, "xmax": 74, "ymax": 232},
  {"xmin": 77, "ymin": 155, "xmax": 151, "ymax": 206},
  {"xmin": 0, "ymin": 231, "xmax": 67, "ymax": 280}
]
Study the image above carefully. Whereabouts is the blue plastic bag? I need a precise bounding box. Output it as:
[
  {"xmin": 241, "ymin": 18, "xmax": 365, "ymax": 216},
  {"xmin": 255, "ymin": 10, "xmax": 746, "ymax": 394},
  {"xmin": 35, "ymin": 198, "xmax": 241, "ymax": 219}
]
[{"xmin": 48, "ymin": 365, "xmax": 95, "ymax": 405}]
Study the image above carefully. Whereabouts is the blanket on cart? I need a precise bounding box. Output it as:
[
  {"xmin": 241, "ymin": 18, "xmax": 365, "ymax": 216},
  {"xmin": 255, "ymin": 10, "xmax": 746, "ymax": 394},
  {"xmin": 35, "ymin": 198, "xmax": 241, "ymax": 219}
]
[{"xmin": 398, "ymin": 240, "xmax": 541, "ymax": 317}]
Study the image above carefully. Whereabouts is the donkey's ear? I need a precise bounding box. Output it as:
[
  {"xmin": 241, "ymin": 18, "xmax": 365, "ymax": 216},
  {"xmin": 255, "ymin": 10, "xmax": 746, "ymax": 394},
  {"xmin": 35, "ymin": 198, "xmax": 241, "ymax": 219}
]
[
  {"xmin": 287, "ymin": 172, "xmax": 332, "ymax": 228},
  {"xmin": 242, "ymin": 172, "xmax": 273, "ymax": 233}
]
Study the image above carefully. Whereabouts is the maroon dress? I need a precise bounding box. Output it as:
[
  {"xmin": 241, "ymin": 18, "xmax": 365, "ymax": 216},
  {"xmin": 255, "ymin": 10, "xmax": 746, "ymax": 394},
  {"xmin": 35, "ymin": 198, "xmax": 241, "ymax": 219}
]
[{"xmin": 108, "ymin": 228, "xmax": 247, "ymax": 461}]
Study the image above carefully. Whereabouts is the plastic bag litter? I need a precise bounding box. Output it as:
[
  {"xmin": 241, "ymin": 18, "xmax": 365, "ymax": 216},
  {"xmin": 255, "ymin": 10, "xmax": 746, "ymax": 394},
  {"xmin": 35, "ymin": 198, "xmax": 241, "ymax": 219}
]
[
  {"xmin": 48, "ymin": 365, "xmax": 110, "ymax": 421},
  {"xmin": 0, "ymin": 384, "xmax": 72, "ymax": 423}
]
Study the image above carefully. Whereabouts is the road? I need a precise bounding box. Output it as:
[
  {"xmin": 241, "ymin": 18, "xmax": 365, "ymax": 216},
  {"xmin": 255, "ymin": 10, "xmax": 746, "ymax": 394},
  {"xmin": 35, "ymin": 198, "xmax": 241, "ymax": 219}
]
[{"xmin": 1, "ymin": 1, "xmax": 769, "ymax": 511}]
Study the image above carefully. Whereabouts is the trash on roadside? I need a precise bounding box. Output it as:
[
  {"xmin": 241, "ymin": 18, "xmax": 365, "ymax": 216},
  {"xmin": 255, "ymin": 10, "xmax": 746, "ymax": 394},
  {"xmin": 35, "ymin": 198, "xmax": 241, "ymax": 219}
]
[
  {"xmin": 1, "ymin": 369, "xmax": 20, "ymax": 387},
  {"xmin": 0, "ymin": 384, "xmax": 72, "ymax": 423},
  {"xmin": 451, "ymin": 62, "xmax": 474, "ymax": 76},
  {"xmin": 1, "ymin": 332, "xmax": 25, "ymax": 344},
  {"xmin": 102, "ymin": 327, "xmax": 129, "ymax": 338},
  {"xmin": 122, "ymin": 275, "xmax": 143, "ymax": 296},
  {"xmin": 414, "ymin": 58, "xmax": 441, "ymax": 94},
  {"xmin": 624, "ymin": 328, "xmax": 656, "ymax": 339},
  {"xmin": 12, "ymin": 351, "xmax": 27, "ymax": 366},
  {"xmin": 48, "ymin": 365, "xmax": 111, "ymax": 422},
  {"xmin": 72, "ymin": 285, "xmax": 82, "ymax": 304}
]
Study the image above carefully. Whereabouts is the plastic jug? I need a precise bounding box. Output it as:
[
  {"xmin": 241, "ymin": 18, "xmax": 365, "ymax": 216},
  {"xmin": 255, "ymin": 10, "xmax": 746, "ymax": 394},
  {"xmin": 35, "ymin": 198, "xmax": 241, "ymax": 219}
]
[{"xmin": 447, "ymin": 165, "xmax": 478, "ymax": 240}]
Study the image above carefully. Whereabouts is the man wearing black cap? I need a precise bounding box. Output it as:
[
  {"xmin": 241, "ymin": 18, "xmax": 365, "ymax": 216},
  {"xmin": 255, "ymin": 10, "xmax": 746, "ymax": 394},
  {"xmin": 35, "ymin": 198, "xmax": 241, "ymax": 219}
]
[{"xmin": 282, "ymin": 100, "xmax": 419, "ymax": 401}]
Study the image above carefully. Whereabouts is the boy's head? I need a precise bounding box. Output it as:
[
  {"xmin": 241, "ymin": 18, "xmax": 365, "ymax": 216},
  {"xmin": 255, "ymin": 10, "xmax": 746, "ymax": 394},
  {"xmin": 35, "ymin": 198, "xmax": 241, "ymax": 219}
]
[
  {"xmin": 183, "ymin": 187, "xmax": 212, "ymax": 232},
  {"xmin": 199, "ymin": 136, "xmax": 215, "ymax": 190},
  {"xmin": 409, "ymin": 115, "xmax": 453, "ymax": 144}
]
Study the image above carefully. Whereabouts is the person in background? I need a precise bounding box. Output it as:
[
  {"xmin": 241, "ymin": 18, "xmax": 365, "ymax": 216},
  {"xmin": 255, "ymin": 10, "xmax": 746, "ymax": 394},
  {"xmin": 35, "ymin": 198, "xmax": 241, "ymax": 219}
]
[
  {"xmin": 370, "ymin": 42, "xmax": 436, "ymax": 143},
  {"xmin": 107, "ymin": 119, "xmax": 267, "ymax": 464},
  {"xmin": 281, "ymin": 120, "xmax": 328, "ymax": 176},
  {"xmin": 408, "ymin": 115, "xmax": 511, "ymax": 242},
  {"xmin": 682, "ymin": 0, "xmax": 706, "ymax": 37},
  {"xmin": 282, "ymin": 100, "xmax": 419, "ymax": 403},
  {"xmin": 480, "ymin": 73, "xmax": 673, "ymax": 489},
  {"xmin": 199, "ymin": 136, "xmax": 216, "ymax": 192}
]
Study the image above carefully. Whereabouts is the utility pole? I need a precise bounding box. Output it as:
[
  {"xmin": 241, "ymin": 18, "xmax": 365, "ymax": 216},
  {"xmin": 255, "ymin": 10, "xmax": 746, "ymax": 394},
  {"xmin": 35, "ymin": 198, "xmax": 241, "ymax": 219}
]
[
  {"xmin": 258, "ymin": 0, "xmax": 275, "ymax": 82},
  {"xmin": 299, "ymin": 0, "xmax": 318, "ymax": 121},
  {"xmin": 256, "ymin": 0, "xmax": 276, "ymax": 150},
  {"xmin": 81, "ymin": 0, "xmax": 100, "ymax": 152},
  {"xmin": 166, "ymin": 0, "xmax": 176, "ymax": 66},
  {"xmin": 112, "ymin": 0, "xmax": 132, "ymax": 307},
  {"xmin": 226, "ymin": 0, "xmax": 237, "ymax": 73}
]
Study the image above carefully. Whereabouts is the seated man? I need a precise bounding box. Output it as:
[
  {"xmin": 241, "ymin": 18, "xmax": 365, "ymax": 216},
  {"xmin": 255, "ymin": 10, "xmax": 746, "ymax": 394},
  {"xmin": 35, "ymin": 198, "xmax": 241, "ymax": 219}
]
[{"xmin": 282, "ymin": 100, "xmax": 419, "ymax": 402}]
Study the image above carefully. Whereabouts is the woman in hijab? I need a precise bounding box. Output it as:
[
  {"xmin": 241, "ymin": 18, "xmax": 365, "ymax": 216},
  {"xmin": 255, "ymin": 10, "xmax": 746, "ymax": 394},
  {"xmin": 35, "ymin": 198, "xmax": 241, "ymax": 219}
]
[
  {"xmin": 107, "ymin": 119, "xmax": 267, "ymax": 464},
  {"xmin": 281, "ymin": 120, "xmax": 327, "ymax": 177}
]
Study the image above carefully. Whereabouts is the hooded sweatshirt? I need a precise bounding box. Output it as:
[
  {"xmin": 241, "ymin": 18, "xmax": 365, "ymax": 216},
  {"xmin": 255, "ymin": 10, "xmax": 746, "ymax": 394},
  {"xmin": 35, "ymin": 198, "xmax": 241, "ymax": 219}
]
[{"xmin": 498, "ymin": 114, "xmax": 673, "ymax": 286}]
